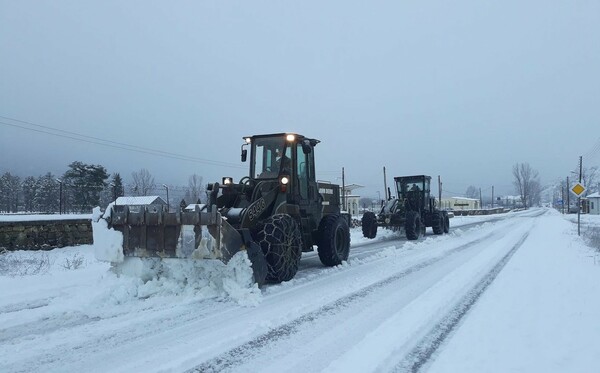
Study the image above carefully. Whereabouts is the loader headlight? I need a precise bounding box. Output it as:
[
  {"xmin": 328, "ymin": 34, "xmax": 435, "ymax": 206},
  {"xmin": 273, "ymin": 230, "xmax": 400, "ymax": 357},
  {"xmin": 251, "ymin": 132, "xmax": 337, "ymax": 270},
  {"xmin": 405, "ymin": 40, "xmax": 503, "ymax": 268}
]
[
  {"xmin": 222, "ymin": 177, "xmax": 233, "ymax": 185},
  {"xmin": 279, "ymin": 175, "xmax": 289, "ymax": 192},
  {"xmin": 286, "ymin": 134, "xmax": 296, "ymax": 142},
  {"xmin": 244, "ymin": 137, "xmax": 252, "ymax": 143}
]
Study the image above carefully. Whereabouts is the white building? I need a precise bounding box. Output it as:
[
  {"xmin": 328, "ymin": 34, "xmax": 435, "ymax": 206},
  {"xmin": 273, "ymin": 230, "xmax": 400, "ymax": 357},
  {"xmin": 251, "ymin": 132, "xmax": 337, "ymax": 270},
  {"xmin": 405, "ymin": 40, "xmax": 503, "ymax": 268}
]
[
  {"xmin": 114, "ymin": 196, "xmax": 167, "ymax": 212},
  {"xmin": 439, "ymin": 197, "xmax": 480, "ymax": 210},
  {"xmin": 341, "ymin": 183, "xmax": 363, "ymax": 217},
  {"xmin": 587, "ymin": 192, "xmax": 600, "ymax": 215}
]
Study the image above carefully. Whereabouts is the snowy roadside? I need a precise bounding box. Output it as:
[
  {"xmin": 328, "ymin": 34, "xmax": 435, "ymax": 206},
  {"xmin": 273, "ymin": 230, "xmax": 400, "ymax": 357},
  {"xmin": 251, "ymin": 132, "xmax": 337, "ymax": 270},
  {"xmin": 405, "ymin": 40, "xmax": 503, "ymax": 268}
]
[
  {"xmin": 427, "ymin": 209, "xmax": 600, "ymax": 372},
  {"xmin": 0, "ymin": 213, "xmax": 92, "ymax": 222}
]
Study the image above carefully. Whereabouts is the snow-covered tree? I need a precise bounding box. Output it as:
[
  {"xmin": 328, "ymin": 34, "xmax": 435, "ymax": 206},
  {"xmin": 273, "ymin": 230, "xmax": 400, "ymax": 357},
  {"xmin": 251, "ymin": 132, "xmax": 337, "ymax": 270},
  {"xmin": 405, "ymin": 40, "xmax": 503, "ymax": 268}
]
[
  {"xmin": 63, "ymin": 161, "xmax": 109, "ymax": 212},
  {"xmin": 22, "ymin": 176, "xmax": 39, "ymax": 212},
  {"xmin": 0, "ymin": 172, "xmax": 22, "ymax": 212},
  {"xmin": 35, "ymin": 173, "xmax": 59, "ymax": 213},
  {"xmin": 111, "ymin": 173, "xmax": 124, "ymax": 198}
]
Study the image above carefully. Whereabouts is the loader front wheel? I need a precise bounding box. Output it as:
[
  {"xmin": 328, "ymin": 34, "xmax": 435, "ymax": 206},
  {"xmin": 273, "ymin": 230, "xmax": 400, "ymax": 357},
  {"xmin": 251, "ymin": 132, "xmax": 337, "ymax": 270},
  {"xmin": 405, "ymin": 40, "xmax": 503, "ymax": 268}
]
[
  {"xmin": 317, "ymin": 214, "xmax": 350, "ymax": 266},
  {"xmin": 361, "ymin": 211, "xmax": 378, "ymax": 239},
  {"xmin": 255, "ymin": 214, "xmax": 302, "ymax": 283}
]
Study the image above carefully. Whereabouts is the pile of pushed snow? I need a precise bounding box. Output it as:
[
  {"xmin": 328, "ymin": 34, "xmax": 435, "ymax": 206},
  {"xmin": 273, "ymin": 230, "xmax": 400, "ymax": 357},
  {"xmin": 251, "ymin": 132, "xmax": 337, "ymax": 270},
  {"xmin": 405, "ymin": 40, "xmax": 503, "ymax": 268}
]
[
  {"xmin": 96, "ymin": 251, "xmax": 261, "ymax": 307},
  {"xmin": 91, "ymin": 206, "xmax": 124, "ymax": 263},
  {"xmin": 91, "ymin": 206, "xmax": 261, "ymax": 306}
]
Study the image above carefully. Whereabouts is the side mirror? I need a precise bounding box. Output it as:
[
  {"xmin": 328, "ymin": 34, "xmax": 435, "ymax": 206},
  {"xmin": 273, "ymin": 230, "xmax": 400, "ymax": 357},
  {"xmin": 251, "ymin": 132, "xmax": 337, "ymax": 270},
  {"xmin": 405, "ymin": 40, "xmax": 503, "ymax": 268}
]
[
  {"xmin": 302, "ymin": 143, "xmax": 312, "ymax": 154},
  {"xmin": 241, "ymin": 148, "xmax": 247, "ymax": 162}
]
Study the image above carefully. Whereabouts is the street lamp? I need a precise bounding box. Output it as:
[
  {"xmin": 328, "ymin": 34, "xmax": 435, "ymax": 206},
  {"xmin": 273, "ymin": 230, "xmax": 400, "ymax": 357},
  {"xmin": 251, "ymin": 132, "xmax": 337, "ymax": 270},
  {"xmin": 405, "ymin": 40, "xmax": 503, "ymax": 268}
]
[
  {"xmin": 109, "ymin": 182, "xmax": 117, "ymax": 203},
  {"xmin": 56, "ymin": 179, "xmax": 63, "ymax": 214},
  {"xmin": 162, "ymin": 184, "xmax": 169, "ymax": 212}
]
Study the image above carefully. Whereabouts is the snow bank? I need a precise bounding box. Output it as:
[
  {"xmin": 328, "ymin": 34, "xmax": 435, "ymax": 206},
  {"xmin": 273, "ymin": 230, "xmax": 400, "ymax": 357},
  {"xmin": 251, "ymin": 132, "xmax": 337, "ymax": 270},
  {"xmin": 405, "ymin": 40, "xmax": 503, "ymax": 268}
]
[
  {"xmin": 91, "ymin": 206, "xmax": 124, "ymax": 263},
  {"xmin": 89, "ymin": 206, "xmax": 260, "ymax": 306}
]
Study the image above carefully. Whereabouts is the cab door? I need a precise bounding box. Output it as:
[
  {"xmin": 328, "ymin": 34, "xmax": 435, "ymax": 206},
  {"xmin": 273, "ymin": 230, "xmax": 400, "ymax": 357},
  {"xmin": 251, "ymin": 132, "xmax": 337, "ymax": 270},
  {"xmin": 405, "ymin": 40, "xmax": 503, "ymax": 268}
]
[{"xmin": 294, "ymin": 142, "xmax": 321, "ymax": 247}]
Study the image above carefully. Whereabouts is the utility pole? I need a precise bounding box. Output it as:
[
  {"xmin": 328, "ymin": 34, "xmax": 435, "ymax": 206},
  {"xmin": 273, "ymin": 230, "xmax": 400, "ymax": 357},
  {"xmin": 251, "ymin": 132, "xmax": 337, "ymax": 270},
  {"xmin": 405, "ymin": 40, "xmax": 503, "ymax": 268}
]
[
  {"xmin": 342, "ymin": 167, "xmax": 346, "ymax": 211},
  {"xmin": 566, "ymin": 176, "xmax": 570, "ymax": 213},
  {"xmin": 438, "ymin": 175, "xmax": 442, "ymax": 207},
  {"xmin": 578, "ymin": 156, "xmax": 582, "ymax": 236},
  {"xmin": 491, "ymin": 186, "xmax": 494, "ymax": 208},
  {"xmin": 479, "ymin": 188, "xmax": 482, "ymax": 209},
  {"xmin": 56, "ymin": 179, "xmax": 63, "ymax": 215},
  {"xmin": 383, "ymin": 166, "xmax": 388, "ymax": 200},
  {"xmin": 163, "ymin": 184, "xmax": 170, "ymax": 213},
  {"xmin": 561, "ymin": 185, "xmax": 565, "ymax": 214}
]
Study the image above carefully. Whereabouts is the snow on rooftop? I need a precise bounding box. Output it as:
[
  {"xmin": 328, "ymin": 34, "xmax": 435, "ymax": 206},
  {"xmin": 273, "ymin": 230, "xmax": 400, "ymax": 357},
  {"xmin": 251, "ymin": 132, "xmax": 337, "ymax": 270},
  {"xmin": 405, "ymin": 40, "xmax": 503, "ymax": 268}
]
[{"xmin": 114, "ymin": 196, "xmax": 166, "ymax": 205}]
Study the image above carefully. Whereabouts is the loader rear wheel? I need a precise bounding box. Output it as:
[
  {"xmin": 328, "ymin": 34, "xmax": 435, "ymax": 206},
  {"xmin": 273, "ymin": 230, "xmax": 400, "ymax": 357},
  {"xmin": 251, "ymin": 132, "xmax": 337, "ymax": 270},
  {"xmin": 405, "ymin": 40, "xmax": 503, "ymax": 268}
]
[
  {"xmin": 361, "ymin": 211, "xmax": 378, "ymax": 239},
  {"xmin": 405, "ymin": 211, "xmax": 421, "ymax": 240},
  {"xmin": 317, "ymin": 214, "xmax": 350, "ymax": 266},
  {"xmin": 254, "ymin": 214, "xmax": 302, "ymax": 283}
]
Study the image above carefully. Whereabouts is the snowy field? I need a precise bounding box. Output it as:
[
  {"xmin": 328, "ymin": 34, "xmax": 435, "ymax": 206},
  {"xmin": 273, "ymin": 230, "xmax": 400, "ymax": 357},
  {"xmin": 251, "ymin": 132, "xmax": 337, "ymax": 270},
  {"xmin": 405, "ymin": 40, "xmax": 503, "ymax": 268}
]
[
  {"xmin": 0, "ymin": 213, "xmax": 92, "ymax": 222},
  {"xmin": 1, "ymin": 209, "xmax": 599, "ymax": 372}
]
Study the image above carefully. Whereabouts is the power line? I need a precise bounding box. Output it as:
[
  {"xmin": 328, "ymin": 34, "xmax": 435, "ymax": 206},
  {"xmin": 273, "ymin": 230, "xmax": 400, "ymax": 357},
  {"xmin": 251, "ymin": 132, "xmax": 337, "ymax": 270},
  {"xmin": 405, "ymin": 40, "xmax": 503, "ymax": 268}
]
[
  {"xmin": 0, "ymin": 115, "xmax": 245, "ymax": 169},
  {"xmin": 583, "ymin": 137, "xmax": 600, "ymax": 162}
]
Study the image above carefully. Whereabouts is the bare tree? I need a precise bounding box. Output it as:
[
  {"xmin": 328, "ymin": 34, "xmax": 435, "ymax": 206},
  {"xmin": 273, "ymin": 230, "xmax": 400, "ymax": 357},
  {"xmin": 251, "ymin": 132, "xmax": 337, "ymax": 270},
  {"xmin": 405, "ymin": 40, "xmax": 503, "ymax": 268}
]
[
  {"xmin": 465, "ymin": 185, "xmax": 478, "ymax": 199},
  {"xmin": 512, "ymin": 162, "xmax": 539, "ymax": 209},
  {"xmin": 184, "ymin": 174, "xmax": 204, "ymax": 204},
  {"xmin": 581, "ymin": 166, "xmax": 598, "ymax": 195},
  {"xmin": 529, "ymin": 179, "xmax": 542, "ymax": 207},
  {"xmin": 131, "ymin": 169, "xmax": 155, "ymax": 196}
]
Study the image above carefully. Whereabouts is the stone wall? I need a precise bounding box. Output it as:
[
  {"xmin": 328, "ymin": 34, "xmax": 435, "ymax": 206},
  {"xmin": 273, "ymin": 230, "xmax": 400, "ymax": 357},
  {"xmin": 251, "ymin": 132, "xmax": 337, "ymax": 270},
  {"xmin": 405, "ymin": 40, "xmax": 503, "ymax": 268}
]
[{"xmin": 0, "ymin": 219, "xmax": 92, "ymax": 251}]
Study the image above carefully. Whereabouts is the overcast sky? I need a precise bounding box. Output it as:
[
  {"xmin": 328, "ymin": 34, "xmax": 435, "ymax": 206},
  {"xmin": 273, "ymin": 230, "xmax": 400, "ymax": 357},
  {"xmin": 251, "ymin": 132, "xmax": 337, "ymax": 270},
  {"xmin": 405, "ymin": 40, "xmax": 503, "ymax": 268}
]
[{"xmin": 1, "ymin": 0, "xmax": 599, "ymax": 200}]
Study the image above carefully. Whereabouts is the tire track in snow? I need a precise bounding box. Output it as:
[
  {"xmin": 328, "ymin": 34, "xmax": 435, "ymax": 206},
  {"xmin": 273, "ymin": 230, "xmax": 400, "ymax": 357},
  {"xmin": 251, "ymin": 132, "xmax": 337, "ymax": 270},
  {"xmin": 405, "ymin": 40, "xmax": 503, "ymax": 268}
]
[
  {"xmin": 0, "ymin": 298, "xmax": 53, "ymax": 314},
  {"xmin": 0, "ymin": 313, "xmax": 101, "ymax": 344},
  {"xmin": 190, "ymin": 232, "xmax": 497, "ymax": 373},
  {"xmin": 393, "ymin": 231, "xmax": 530, "ymax": 373}
]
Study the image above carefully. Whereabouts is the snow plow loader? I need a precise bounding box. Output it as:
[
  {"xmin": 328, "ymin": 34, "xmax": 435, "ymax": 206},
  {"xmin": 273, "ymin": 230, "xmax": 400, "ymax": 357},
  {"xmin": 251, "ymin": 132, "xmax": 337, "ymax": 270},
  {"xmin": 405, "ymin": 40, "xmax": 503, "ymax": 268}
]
[{"xmin": 93, "ymin": 133, "xmax": 351, "ymax": 286}]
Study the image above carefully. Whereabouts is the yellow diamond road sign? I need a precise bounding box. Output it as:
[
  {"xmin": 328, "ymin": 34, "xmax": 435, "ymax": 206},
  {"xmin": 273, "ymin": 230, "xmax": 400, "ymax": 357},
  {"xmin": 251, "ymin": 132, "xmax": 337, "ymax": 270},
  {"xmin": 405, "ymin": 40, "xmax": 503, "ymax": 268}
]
[{"xmin": 571, "ymin": 183, "xmax": 586, "ymax": 197}]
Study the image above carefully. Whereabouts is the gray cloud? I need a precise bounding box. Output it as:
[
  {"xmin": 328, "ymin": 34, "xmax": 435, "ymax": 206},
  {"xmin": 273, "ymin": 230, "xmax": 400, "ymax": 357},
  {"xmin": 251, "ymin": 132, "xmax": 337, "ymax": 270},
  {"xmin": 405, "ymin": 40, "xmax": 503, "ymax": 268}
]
[{"xmin": 1, "ymin": 1, "xmax": 599, "ymax": 199}]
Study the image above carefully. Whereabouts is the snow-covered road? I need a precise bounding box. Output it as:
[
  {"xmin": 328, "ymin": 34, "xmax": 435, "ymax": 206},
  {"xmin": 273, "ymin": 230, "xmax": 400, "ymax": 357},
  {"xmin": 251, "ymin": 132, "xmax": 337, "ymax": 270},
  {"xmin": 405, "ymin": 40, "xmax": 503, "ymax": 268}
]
[{"xmin": 1, "ymin": 209, "xmax": 599, "ymax": 373}]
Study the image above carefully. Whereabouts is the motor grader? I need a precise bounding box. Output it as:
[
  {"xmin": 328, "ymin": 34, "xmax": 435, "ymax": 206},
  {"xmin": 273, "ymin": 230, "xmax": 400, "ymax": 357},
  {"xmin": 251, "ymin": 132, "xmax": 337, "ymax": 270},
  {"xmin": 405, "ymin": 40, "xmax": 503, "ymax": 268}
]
[
  {"xmin": 94, "ymin": 133, "xmax": 351, "ymax": 285},
  {"xmin": 361, "ymin": 175, "xmax": 450, "ymax": 240}
]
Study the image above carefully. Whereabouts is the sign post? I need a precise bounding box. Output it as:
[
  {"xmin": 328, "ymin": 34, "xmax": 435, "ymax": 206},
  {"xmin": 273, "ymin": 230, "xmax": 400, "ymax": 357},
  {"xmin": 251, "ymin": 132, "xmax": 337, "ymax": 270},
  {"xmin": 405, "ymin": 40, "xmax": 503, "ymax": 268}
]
[{"xmin": 570, "ymin": 182, "xmax": 586, "ymax": 236}]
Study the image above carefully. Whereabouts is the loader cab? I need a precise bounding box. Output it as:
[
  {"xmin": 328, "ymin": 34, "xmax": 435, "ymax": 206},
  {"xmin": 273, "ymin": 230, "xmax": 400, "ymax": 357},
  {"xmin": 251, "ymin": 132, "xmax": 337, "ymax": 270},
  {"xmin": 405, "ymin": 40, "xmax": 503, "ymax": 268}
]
[
  {"xmin": 243, "ymin": 133, "xmax": 320, "ymax": 202},
  {"xmin": 248, "ymin": 136, "xmax": 292, "ymax": 180},
  {"xmin": 395, "ymin": 175, "xmax": 431, "ymax": 212}
]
